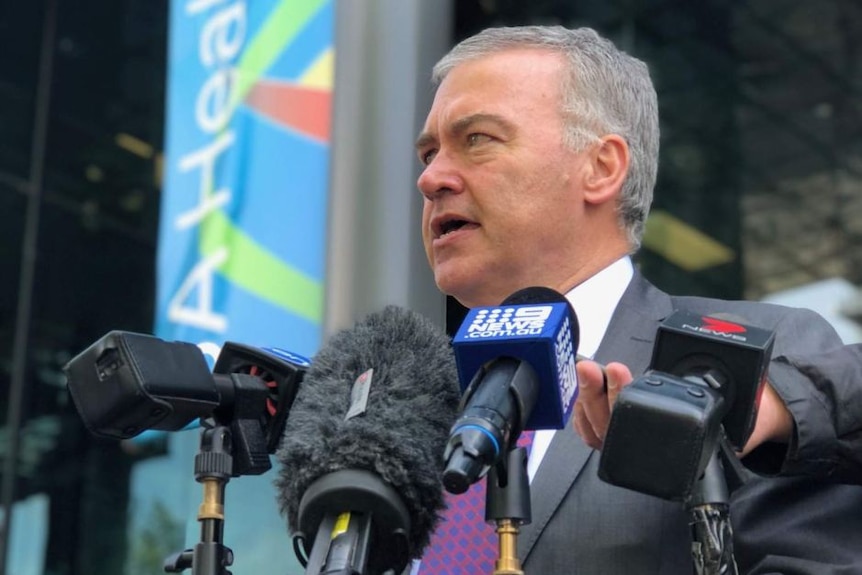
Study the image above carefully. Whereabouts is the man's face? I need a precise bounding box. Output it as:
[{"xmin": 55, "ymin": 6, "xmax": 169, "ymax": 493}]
[{"xmin": 416, "ymin": 48, "xmax": 592, "ymax": 308}]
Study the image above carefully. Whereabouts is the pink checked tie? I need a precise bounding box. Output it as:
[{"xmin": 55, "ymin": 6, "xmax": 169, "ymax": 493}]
[{"xmin": 420, "ymin": 431, "xmax": 534, "ymax": 574}]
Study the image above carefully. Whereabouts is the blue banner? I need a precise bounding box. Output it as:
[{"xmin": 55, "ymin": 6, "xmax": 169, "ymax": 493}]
[
  {"xmin": 158, "ymin": 0, "xmax": 333, "ymax": 357},
  {"xmin": 129, "ymin": 2, "xmax": 334, "ymax": 573}
]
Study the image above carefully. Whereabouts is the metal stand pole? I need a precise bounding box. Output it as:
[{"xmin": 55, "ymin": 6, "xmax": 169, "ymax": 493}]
[
  {"xmin": 165, "ymin": 425, "xmax": 235, "ymax": 575},
  {"xmin": 486, "ymin": 447, "xmax": 531, "ymax": 575},
  {"xmin": 686, "ymin": 450, "xmax": 738, "ymax": 575}
]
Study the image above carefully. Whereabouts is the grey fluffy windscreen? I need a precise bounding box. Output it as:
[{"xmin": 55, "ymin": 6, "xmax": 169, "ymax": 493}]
[{"xmin": 274, "ymin": 305, "xmax": 461, "ymax": 556}]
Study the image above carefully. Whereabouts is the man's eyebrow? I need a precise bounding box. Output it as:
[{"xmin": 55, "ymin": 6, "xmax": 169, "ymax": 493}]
[
  {"xmin": 415, "ymin": 131, "xmax": 436, "ymax": 152},
  {"xmin": 414, "ymin": 113, "xmax": 514, "ymax": 151},
  {"xmin": 450, "ymin": 113, "xmax": 513, "ymax": 137}
]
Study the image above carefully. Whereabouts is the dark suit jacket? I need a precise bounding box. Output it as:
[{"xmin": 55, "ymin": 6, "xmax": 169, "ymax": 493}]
[{"xmin": 517, "ymin": 272, "xmax": 862, "ymax": 574}]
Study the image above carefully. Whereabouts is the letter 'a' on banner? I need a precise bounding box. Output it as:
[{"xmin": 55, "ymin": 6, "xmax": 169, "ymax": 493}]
[{"xmin": 126, "ymin": 2, "xmax": 334, "ymax": 574}]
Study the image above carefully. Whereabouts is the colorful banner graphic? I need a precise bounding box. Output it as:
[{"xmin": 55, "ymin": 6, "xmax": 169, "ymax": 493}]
[
  {"xmin": 136, "ymin": 2, "xmax": 333, "ymax": 573},
  {"xmin": 158, "ymin": 0, "xmax": 333, "ymax": 357}
]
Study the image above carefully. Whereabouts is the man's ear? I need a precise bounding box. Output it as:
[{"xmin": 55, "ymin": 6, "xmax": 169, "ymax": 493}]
[{"xmin": 583, "ymin": 134, "xmax": 629, "ymax": 205}]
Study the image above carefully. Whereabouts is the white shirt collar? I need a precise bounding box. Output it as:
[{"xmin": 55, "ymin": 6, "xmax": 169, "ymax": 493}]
[{"xmin": 564, "ymin": 256, "xmax": 634, "ymax": 360}]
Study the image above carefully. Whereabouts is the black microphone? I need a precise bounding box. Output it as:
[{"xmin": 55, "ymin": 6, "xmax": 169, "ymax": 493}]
[
  {"xmin": 443, "ymin": 286, "xmax": 580, "ymax": 494},
  {"xmin": 599, "ymin": 310, "xmax": 775, "ymax": 501},
  {"xmin": 275, "ymin": 306, "xmax": 461, "ymax": 575},
  {"xmin": 63, "ymin": 331, "xmax": 308, "ymax": 476}
]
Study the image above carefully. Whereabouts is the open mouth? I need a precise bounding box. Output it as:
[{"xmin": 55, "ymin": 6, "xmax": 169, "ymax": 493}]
[
  {"xmin": 431, "ymin": 213, "xmax": 479, "ymax": 240},
  {"xmin": 440, "ymin": 219, "xmax": 470, "ymax": 237}
]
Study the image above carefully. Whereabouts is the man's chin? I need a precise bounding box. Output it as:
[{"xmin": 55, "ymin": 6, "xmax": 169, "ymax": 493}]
[
  {"xmin": 434, "ymin": 272, "xmax": 481, "ymax": 308},
  {"xmin": 437, "ymin": 281, "xmax": 505, "ymax": 309}
]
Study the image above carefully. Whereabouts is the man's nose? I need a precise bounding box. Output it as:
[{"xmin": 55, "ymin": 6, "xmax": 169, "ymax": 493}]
[{"xmin": 417, "ymin": 152, "xmax": 463, "ymax": 200}]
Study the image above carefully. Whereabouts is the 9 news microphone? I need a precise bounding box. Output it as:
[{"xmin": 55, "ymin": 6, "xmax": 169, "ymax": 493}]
[
  {"xmin": 275, "ymin": 306, "xmax": 461, "ymax": 575},
  {"xmin": 443, "ymin": 287, "xmax": 580, "ymax": 494}
]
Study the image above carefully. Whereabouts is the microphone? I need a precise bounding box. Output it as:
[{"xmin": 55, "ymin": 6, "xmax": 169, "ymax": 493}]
[
  {"xmin": 274, "ymin": 305, "xmax": 461, "ymax": 575},
  {"xmin": 598, "ymin": 312, "xmax": 775, "ymax": 574},
  {"xmin": 598, "ymin": 310, "xmax": 775, "ymax": 501},
  {"xmin": 63, "ymin": 331, "xmax": 309, "ymax": 475},
  {"xmin": 442, "ymin": 286, "xmax": 580, "ymax": 494}
]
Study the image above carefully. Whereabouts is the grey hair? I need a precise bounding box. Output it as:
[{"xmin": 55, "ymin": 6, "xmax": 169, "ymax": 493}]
[{"xmin": 432, "ymin": 26, "xmax": 659, "ymax": 250}]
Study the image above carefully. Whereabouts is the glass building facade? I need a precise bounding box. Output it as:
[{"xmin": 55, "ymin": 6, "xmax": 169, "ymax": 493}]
[{"xmin": 1, "ymin": 1, "xmax": 860, "ymax": 574}]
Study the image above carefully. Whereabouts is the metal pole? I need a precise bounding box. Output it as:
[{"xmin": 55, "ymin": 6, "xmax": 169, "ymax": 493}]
[{"xmin": 0, "ymin": 0, "xmax": 58, "ymax": 573}]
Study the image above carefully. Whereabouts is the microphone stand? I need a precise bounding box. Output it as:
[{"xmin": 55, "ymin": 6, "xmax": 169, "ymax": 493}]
[
  {"xmin": 485, "ymin": 446, "xmax": 531, "ymax": 575},
  {"xmin": 164, "ymin": 424, "xmax": 235, "ymax": 575},
  {"xmin": 685, "ymin": 437, "xmax": 743, "ymax": 575}
]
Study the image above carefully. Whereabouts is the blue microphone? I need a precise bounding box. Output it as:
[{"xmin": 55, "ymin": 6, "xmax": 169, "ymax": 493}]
[{"xmin": 442, "ymin": 287, "xmax": 580, "ymax": 494}]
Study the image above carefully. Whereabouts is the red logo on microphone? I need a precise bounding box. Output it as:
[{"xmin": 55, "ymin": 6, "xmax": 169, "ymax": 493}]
[{"xmin": 701, "ymin": 317, "xmax": 747, "ymax": 334}]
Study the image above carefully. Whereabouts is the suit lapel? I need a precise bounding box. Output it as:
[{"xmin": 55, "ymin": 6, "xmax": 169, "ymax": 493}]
[
  {"xmin": 592, "ymin": 271, "xmax": 672, "ymax": 368},
  {"xmin": 517, "ymin": 272, "xmax": 674, "ymax": 562}
]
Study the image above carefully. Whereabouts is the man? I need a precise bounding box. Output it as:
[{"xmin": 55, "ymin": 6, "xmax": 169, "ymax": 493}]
[{"xmin": 414, "ymin": 25, "xmax": 862, "ymax": 573}]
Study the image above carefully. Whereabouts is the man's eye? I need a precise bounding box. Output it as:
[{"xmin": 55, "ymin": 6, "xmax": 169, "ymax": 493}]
[
  {"xmin": 420, "ymin": 149, "xmax": 437, "ymax": 165},
  {"xmin": 467, "ymin": 133, "xmax": 492, "ymax": 146}
]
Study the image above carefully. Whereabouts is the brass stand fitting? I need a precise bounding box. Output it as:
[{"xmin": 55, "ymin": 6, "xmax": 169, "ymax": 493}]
[
  {"xmin": 494, "ymin": 519, "xmax": 524, "ymax": 575},
  {"xmin": 198, "ymin": 477, "xmax": 225, "ymax": 520}
]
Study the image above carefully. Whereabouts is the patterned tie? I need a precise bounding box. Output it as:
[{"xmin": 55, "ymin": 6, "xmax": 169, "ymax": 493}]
[{"xmin": 420, "ymin": 431, "xmax": 535, "ymax": 574}]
